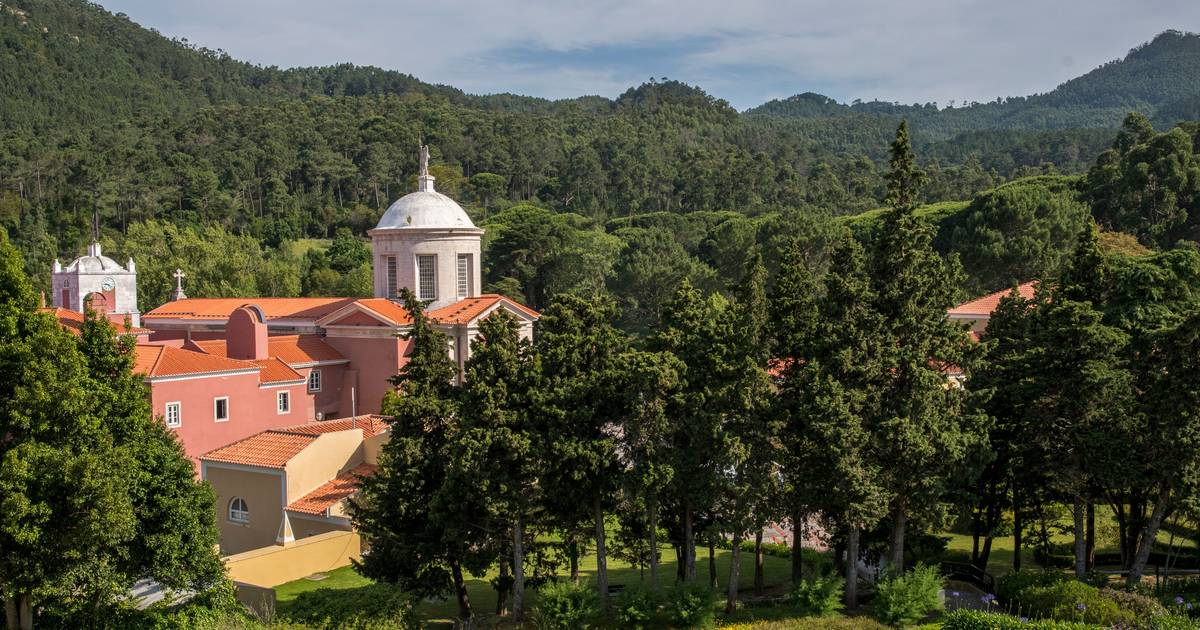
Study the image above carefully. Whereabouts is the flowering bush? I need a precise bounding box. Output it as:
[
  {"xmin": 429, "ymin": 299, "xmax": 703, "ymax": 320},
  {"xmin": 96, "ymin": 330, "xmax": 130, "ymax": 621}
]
[
  {"xmin": 1019, "ymin": 580, "xmax": 1135, "ymax": 627},
  {"xmin": 942, "ymin": 609, "xmax": 1104, "ymax": 629}
]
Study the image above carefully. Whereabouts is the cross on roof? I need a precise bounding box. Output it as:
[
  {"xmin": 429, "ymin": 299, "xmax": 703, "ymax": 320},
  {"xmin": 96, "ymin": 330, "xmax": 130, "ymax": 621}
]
[{"xmin": 171, "ymin": 268, "xmax": 187, "ymax": 301}]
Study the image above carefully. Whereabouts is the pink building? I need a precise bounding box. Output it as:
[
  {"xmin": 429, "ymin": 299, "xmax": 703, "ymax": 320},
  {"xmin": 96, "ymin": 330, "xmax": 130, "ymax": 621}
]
[{"xmin": 48, "ymin": 146, "xmax": 539, "ymax": 474}]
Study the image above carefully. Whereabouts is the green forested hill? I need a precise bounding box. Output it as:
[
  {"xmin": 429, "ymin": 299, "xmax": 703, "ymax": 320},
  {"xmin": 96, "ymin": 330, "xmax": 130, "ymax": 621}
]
[
  {"xmin": 1, "ymin": 0, "xmax": 1198, "ymax": 329},
  {"xmin": 748, "ymin": 30, "xmax": 1200, "ymax": 136}
]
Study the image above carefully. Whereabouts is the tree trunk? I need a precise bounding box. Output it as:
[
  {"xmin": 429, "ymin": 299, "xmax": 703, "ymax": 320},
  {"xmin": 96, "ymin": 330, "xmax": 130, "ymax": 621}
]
[
  {"xmin": 791, "ymin": 507, "xmax": 804, "ymax": 585},
  {"xmin": 684, "ymin": 501, "xmax": 696, "ymax": 581},
  {"xmin": 450, "ymin": 560, "xmax": 473, "ymax": 626},
  {"xmin": 1074, "ymin": 499, "xmax": 1087, "ymax": 578},
  {"xmin": 845, "ymin": 527, "xmax": 860, "ymax": 608},
  {"xmin": 496, "ymin": 559, "xmax": 510, "ymax": 616},
  {"xmin": 569, "ymin": 536, "xmax": 580, "ymax": 583},
  {"xmin": 1086, "ymin": 503, "xmax": 1096, "ymax": 571},
  {"xmin": 979, "ymin": 532, "xmax": 995, "ymax": 571},
  {"xmin": 5, "ymin": 597, "xmax": 17, "ymax": 630},
  {"xmin": 595, "ymin": 497, "xmax": 609, "ymax": 607},
  {"xmin": 675, "ymin": 545, "xmax": 685, "ymax": 581},
  {"xmin": 726, "ymin": 531, "xmax": 742, "ymax": 613},
  {"xmin": 709, "ymin": 537, "xmax": 717, "ymax": 589},
  {"xmin": 648, "ymin": 500, "xmax": 659, "ymax": 588},
  {"xmin": 513, "ymin": 516, "xmax": 525, "ymax": 621},
  {"xmin": 1012, "ymin": 508, "xmax": 1023, "ymax": 572},
  {"xmin": 1128, "ymin": 483, "xmax": 1172, "ymax": 586},
  {"xmin": 754, "ymin": 529, "xmax": 765, "ymax": 596},
  {"xmin": 17, "ymin": 595, "xmax": 30, "ymax": 630},
  {"xmin": 889, "ymin": 502, "xmax": 907, "ymax": 572}
]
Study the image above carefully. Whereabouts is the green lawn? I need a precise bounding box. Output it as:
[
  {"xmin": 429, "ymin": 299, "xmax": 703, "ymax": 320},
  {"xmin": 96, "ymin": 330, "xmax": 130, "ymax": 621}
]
[{"xmin": 275, "ymin": 544, "xmax": 797, "ymax": 627}]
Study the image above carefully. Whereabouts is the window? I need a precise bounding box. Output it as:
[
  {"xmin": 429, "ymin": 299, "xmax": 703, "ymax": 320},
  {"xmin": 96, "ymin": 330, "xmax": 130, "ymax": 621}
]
[
  {"xmin": 417, "ymin": 254, "xmax": 437, "ymax": 300},
  {"xmin": 385, "ymin": 256, "xmax": 397, "ymax": 299},
  {"xmin": 308, "ymin": 369, "xmax": 321, "ymax": 392},
  {"xmin": 229, "ymin": 497, "xmax": 249, "ymax": 523},
  {"xmin": 457, "ymin": 254, "xmax": 471, "ymax": 299},
  {"xmin": 165, "ymin": 402, "xmax": 181, "ymax": 428},
  {"xmin": 277, "ymin": 391, "xmax": 290, "ymax": 414},
  {"xmin": 214, "ymin": 397, "xmax": 229, "ymax": 422}
]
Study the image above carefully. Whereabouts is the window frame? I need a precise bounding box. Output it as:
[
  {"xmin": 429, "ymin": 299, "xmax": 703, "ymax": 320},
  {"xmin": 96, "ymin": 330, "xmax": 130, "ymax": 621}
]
[
  {"xmin": 277, "ymin": 390, "xmax": 290, "ymax": 414},
  {"xmin": 213, "ymin": 396, "xmax": 229, "ymax": 423},
  {"xmin": 228, "ymin": 497, "xmax": 249, "ymax": 524},
  {"xmin": 308, "ymin": 368, "xmax": 321, "ymax": 392},
  {"xmin": 416, "ymin": 254, "xmax": 437, "ymax": 301},
  {"xmin": 165, "ymin": 401, "xmax": 182, "ymax": 428},
  {"xmin": 456, "ymin": 254, "xmax": 471, "ymax": 299},
  {"xmin": 385, "ymin": 255, "xmax": 398, "ymax": 299}
]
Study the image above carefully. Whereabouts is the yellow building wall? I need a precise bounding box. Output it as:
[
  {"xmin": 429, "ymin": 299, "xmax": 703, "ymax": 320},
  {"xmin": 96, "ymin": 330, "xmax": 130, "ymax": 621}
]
[
  {"xmin": 362, "ymin": 431, "xmax": 389, "ymax": 465},
  {"xmin": 284, "ymin": 430, "xmax": 365, "ymax": 503},
  {"xmin": 205, "ymin": 465, "xmax": 284, "ymax": 556},
  {"xmin": 224, "ymin": 530, "xmax": 361, "ymax": 587},
  {"xmin": 290, "ymin": 514, "xmax": 351, "ymax": 540}
]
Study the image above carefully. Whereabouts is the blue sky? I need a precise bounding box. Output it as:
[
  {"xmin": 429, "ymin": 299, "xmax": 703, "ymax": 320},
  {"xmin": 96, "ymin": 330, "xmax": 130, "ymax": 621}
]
[{"xmin": 103, "ymin": 0, "xmax": 1200, "ymax": 110}]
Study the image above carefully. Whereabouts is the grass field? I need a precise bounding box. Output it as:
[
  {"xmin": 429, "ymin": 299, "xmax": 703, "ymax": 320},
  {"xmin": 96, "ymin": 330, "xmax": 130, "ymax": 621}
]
[{"xmin": 276, "ymin": 544, "xmax": 797, "ymax": 626}]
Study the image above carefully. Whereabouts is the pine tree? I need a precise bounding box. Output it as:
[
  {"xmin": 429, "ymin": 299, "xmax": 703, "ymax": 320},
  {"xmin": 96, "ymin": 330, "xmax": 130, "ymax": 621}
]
[
  {"xmin": 871, "ymin": 121, "xmax": 986, "ymax": 570},
  {"xmin": 454, "ymin": 309, "xmax": 539, "ymax": 619},
  {"xmin": 350, "ymin": 288, "xmax": 485, "ymax": 625},
  {"xmin": 534, "ymin": 293, "xmax": 627, "ymax": 604}
]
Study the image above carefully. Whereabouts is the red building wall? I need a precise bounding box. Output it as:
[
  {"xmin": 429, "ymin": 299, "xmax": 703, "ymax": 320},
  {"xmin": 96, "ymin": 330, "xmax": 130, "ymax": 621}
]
[
  {"xmin": 149, "ymin": 373, "xmax": 312, "ymax": 470},
  {"xmin": 324, "ymin": 336, "xmax": 408, "ymax": 415}
]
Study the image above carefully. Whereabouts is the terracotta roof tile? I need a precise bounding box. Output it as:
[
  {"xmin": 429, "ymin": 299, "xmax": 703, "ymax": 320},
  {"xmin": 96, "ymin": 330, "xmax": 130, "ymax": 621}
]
[
  {"xmin": 252, "ymin": 357, "xmax": 304, "ymax": 384},
  {"xmin": 192, "ymin": 335, "xmax": 346, "ymax": 366},
  {"xmin": 428, "ymin": 294, "xmax": 540, "ymax": 325},
  {"xmin": 284, "ymin": 415, "xmax": 390, "ymax": 438},
  {"xmin": 353, "ymin": 298, "xmax": 413, "ymax": 325},
  {"xmin": 200, "ymin": 416, "xmax": 388, "ymax": 468},
  {"xmin": 947, "ymin": 282, "xmax": 1037, "ymax": 318},
  {"xmin": 40, "ymin": 307, "xmax": 151, "ymax": 336},
  {"xmin": 133, "ymin": 345, "xmax": 260, "ymax": 379},
  {"xmin": 286, "ymin": 464, "xmax": 378, "ymax": 515},
  {"xmin": 144, "ymin": 297, "xmax": 355, "ymax": 321},
  {"xmin": 201, "ymin": 431, "xmax": 318, "ymax": 468}
]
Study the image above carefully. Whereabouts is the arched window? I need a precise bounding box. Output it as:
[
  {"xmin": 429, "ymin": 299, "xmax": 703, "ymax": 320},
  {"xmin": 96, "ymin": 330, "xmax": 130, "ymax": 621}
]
[{"xmin": 229, "ymin": 497, "xmax": 249, "ymax": 523}]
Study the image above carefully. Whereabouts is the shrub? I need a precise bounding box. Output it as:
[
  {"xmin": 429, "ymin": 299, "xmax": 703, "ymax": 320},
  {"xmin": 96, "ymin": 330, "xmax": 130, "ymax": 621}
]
[
  {"xmin": 789, "ymin": 574, "xmax": 845, "ymax": 617},
  {"xmin": 995, "ymin": 570, "xmax": 1070, "ymax": 604},
  {"xmin": 666, "ymin": 581, "xmax": 717, "ymax": 628},
  {"xmin": 1100, "ymin": 587, "xmax": 1167, "ymax": 619},
  {"xmin": 1151, "ymin": 614, "xmax": 1200, "ymax": 630},
  {"xmin": 1019, "ymin": 580, "xmax": 1136, "ymax": 627},
  {"xmin": 942, "ymin": 609, "xmax": 1104, "ymax": 629},
  {"xmin": 533, "ymin": 580, "xmax": 600, "ymax": 630},
  {"xmin": 615, "ymin": 583, "xmax": 660, "ymax": 629},
  {"xmin": 871, "ymin": 564, "xmax": 943, "ymax": 626},
  {"xmin": 283, "ymin": 583, "xmax": 418, "ymax": 630}
]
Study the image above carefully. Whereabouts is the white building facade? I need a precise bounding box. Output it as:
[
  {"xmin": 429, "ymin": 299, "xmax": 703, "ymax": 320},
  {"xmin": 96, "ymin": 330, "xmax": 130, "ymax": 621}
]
[{"xmin": 52, "ymin": 241, "xmax": 140, "ymax": 326}]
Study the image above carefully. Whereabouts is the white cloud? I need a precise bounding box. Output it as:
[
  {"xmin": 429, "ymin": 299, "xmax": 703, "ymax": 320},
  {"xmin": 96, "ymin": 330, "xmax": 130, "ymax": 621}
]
[{"xmin": 103, "ymin": 0, "xmax": 1200, "ymax": 109}]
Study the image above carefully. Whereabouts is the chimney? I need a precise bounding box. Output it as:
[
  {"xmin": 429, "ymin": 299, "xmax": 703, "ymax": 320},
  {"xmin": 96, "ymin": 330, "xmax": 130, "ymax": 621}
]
[{"xmin": 226, "ymin": 305, "xmax": 268, "ymax": 361}]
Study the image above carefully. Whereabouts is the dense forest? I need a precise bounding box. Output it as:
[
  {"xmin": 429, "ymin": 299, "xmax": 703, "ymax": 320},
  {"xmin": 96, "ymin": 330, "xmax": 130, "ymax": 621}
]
[{"xmin": 1, "ymin": 0, "xmax": 1200, "ymax": 332}]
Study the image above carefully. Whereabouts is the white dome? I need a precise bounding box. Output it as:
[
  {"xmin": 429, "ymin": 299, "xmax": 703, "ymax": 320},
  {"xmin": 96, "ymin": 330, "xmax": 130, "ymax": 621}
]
[
  {"xmin": 65, "ymin": 254, "xmax": 126, "ymax": 273},
  {"xmin": 374, "ymin": 190, "xmax": 478, "ymax": 231}
]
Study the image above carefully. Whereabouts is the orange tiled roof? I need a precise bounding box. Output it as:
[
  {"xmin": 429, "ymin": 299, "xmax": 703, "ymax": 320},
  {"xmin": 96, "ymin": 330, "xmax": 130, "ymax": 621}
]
[
  {"xmin": 40, "ymin": 307, "xmax": 152, "ymax": 336},
  {"xmin": 200, "ymin": 416, "xmax": 388, "ymax": 468},
  {"xmin": 144, "ymin": 297, "xmax": 356, "ymax": 321},
  {"xmin": 283, "ymin": 415, "xmax": 390, "ymax": 438},
  {"xmin": 428, "ymin": 294, "xmax": 540, "ymax": 325},
  {"xmin": 287, "ymin": 463, "xmax": 378, "ymax": 515},
  {"xmin": 201, "ymin": 431, "xmax": 318, "ymax": 468},
  {"xmin": 353, "ymin": 298, "xmax": 414, "ymax": 325},
  {"xmin": 133, "ymin": 345, "xmax": 260, "ymax": 379},
  {"xmin": 192, "ymin": 335, "xmax": 346, "ymax": 365},
  {"xmin": 947, "ymin": 282, "xmax": 1037, "ymax": 318},
  {"xmin": 252, "ymin": 357, "xmax": 304, "ymax": 384}
]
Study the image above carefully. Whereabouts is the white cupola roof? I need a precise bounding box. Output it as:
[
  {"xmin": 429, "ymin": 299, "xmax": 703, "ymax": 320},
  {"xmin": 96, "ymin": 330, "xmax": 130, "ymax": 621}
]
[
  {"xmin": 62, "ymin": 242, "xmax": 129, "ymax": 273},
  {"xmin": 373, "ymin": 146, "xmax": 477, "ymax": 231}
]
